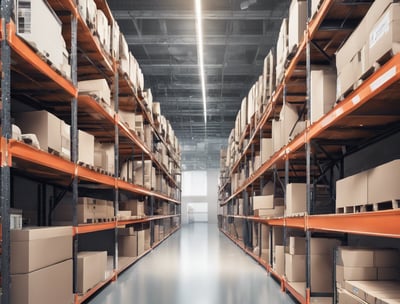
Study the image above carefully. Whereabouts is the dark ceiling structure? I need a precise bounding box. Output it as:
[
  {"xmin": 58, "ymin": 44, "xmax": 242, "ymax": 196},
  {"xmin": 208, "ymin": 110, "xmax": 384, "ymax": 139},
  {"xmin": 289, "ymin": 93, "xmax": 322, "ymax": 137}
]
[{"xmin": 108, "ymin": 0, "xmax": 291, "ymax": 170}]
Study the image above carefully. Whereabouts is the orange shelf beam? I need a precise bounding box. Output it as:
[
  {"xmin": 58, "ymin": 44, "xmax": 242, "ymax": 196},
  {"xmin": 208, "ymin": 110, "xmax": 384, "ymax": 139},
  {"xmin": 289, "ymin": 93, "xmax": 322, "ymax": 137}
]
[
  {"xmin": 7, "ymin": 22, "xmax": 77, "ymax": 98},
  {"xmin": 74, "ymin": 221, "xmax": 117, "ymax": 235},
  {"xmin": 78, "ymin": 95, "xmax": 115, "ymax": 125},
  {"xmin": 285, "ymin": 282, "xmax": 307, "ymax": 304}
]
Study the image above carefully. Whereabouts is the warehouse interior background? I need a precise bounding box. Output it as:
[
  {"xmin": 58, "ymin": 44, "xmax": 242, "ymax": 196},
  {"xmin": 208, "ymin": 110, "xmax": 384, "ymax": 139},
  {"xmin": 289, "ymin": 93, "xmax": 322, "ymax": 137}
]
[{"xmin": 107, "ymin": 0, "xmax": 290, "ymax": 222}]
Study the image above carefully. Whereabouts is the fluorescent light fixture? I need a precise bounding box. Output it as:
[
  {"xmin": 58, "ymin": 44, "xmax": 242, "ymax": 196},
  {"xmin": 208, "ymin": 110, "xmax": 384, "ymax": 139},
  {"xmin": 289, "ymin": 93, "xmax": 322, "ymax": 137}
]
[{"xmin": 195, "ymin": 0, "xmax": 207, "ymax": 124}]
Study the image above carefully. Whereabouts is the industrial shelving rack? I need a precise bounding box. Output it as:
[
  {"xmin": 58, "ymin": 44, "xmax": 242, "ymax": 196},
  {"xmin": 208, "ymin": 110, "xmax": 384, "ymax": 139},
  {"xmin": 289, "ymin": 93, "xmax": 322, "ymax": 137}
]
[
  {"xmin": 218, "ymin": 1, "xmax": 400, "ymax": 303},
  {"xmin": 0, "ymin": 0, "xmax": 181, "ymax": 302}
]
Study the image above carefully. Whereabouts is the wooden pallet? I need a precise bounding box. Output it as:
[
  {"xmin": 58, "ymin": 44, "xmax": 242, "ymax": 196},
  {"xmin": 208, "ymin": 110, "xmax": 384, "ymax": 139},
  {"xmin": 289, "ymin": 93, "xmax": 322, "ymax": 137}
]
[{"xmin": 336, "ymin": 199, "xmax": 399, "ymax": 214}]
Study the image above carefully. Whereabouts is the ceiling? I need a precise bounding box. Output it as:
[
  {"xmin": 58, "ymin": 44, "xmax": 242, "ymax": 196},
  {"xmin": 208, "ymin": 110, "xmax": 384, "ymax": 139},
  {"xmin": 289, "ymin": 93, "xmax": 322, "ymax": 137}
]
[{"xmin": 108, "ymin": 0, "xmax": 291, "ymax": 170}]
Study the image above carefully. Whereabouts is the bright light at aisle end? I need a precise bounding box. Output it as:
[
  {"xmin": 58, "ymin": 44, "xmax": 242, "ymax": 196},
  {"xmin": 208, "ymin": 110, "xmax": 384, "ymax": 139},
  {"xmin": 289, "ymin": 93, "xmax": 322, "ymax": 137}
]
[{"xmin": 195, "ymin": 0, "xmax": 207, "ymax": 124}]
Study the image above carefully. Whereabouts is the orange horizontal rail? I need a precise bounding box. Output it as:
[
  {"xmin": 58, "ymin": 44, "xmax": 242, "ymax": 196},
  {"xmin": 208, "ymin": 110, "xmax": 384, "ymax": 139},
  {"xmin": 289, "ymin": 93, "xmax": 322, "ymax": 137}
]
[
  {"xmin": 74, "ymin": 221, "xmax": 117, "ymax": 235},
  {"xmin": 78, "ymin": 95, "xmax": 115, "ymax": 125},
  {"xmin": 77, "ymin": 165, "xmax": 116, "ymax": 187},
  {"xmin": 285, "ymin": 281, "xmax": 307, "ymax": 304},
  {"xmin": 7, "ymin": 22, "xmax": 77, "ymax": 98}
]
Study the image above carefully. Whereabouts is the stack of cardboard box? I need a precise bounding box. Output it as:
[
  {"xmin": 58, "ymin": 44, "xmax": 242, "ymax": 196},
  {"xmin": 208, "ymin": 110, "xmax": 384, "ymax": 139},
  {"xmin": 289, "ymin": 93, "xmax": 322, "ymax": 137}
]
[
  {"xmin": 10, "ymin": 227, "xmax": 73, "ymax": 304},
  {"xmin": 118, "ymin": 227, "xmax": 138, "ymax": 257}
]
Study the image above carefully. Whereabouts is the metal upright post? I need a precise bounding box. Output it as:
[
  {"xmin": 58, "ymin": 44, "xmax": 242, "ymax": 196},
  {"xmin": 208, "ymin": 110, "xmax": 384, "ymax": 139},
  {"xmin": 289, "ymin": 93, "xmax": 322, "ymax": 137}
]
[
  {"xmin": 1, "ymin": 0, "xmax": 13, "ymax": 301},
  {"xmin": 70, "ymin": 14, "xmax": 79, "ymax": 295},
  {"xmin": 150, "ymin": 196, "xmax": 155, "ymax": 247},
  {"xmin": 306, "ymin": 0, "xmax": 312, "ymax": 299},
  {"xmin": 114, "ymin": 66, "xmax": 120, "ymax": 272}
]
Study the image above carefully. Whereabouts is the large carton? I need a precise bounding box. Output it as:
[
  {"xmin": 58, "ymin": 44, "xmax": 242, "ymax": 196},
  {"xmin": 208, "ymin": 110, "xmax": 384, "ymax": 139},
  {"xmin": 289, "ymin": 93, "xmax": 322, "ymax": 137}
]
[
  {"xmin": 111, "ymin": 20, "xmax": 120, "ymax": 59},
  {"xmin": 254, "ymin": 206, "xmax": 284, "ymax": 218},
  {"xmin": 285, "ymin": 253, "xmax": 306, "ymax": 282},
  {"xmin": 96, "ymin": 10, "xmax": 110, "ymax": 51},
  {"xmin": 11, "ymin": 226, "xmax": 72, "ymax": 274},
  {"xmin": 310, "ymin": 67, "xmax": 337, "ymax": 123},
  {"xmin": 336, "ymin": 265, "xmax": 377, "ymax": 287},
  {"xmin": 272, "ymin": 120, "xmax": 283, "ymax": 152},
  {"xmin": 336, "ymin": 171, "xmax": 368, "ymax": 209},
  {"xmin": 289, "ymin": 236, "xmax": 306, "ymax": 255},
  {"xmin": 77, "ymin": 251, "xmax": 107, "ymax": 293},
  {"xmin": 119, "ymin": 110, "xmax": 136, "ymax": 131},
  {"xmin": 336, "ymin": 247, "xmax": 375, "ymax": 267},
  {"xmin": 374, "ymin": 249, "xmax": 399, "ymax": 267},
  {"xmin": 311, "ymin": 238, "xmax": 341, "ymax": 255},
  {"xmin": 276, "ymin": 18, "xmax": 288, "ymax": 67},
  {"xmin": 240, "ymin": 97, "xmax": 248, "ymax": 132},
  {"xmin": 311, "ymin": 254, "xmax": 335, "ymax": 292},
  {"xmin": 94, "ymin": 142, "xmax": 115, "ymax": 173},
  {"xmin": 252, "ymin": 195, "xmax": 274, "ymax": 210},
  {"xmin": 263, "ymin": 50, "xmax": 275, "ymax": 105},
  {"xmin": 118, "ymin": 234, "xmax": 138, "ymax": 257},
  {"xmin": 10, "ymin": 259, "xmax": 73, "ymax": 304},
  {"xmin": 368, "ymin": 3, "xmax": 400, "ymax": 67},
  {"xmin": 288, "ymin": 0, "xmax": 308, "ymax": 53},
  {"xmin": 14, "ymin": 111, "xmax": 62, "ymax": 153},
  {"xmin": 286, "ymin": 183, "xmax": 307, "ymax": 215},
  {"xmin": 60, "ymin": 120, "xmax": 71, "ymax": 160},
  {"xmin": 261, "ymin": 138, "xmax": 273, "ymax": 164},
  {"xmin": 367, "ymin": 159, "xmax": 400, "ymax": 204},
  {"xmin": 273, "ymin": 245, "xmax": 285, "ymax": 275},
  {"xmin": 129, "ymin": 53, "xmax": 138, "ymax": 88},
  {"xmin": 78, "ymin": 79, "xmax": 111, "ymax": 106},
  {"xmin": 119, "ymin": 200, "xmax": 145, "ymax": 217},
  {"xmin": 78, "ymin": 130, "xmax": 94, "ymax": 166},
  {"xmin": 137, "ymin": 230, "xmax": 145, "ymax": 255}
]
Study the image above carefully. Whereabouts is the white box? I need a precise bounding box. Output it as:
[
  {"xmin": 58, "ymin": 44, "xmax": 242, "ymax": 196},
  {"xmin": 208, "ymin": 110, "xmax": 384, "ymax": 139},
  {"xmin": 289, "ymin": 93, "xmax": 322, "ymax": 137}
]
[
  {"xmin": 252, "ymin": 195, "xmax": 274, "ymax": 210},
  {"xmin": 96, "ymin": 10, "xmax": 109, "ymax": 51},
  {"xmin": 16, "ymin": 0, "xmax": 68, "ymax": 72},
  {"xmin": 263, "ymin": 50, "xmax": 275, "ymax": 104},
  {"xmin": 336, "ymin": 171, "xmax": 368, "ymax": 209},
  {"xmin": 14, "ymin": 111, "xmax": 62, "ymax": 153},
  {"xmin": 288, "ymin": 0, "xmax": 308, "ymax": 53},
  {"xmin": 286, "ymin": 183, "xmax": 307, "ymax": 215},
  {"xmin": 78, "ymin": 79, "xmax": 111, "ymax": 106},
  {"xmin": 86, "ymin": 0, "xmax": 97, "ymax": 28},
  {"xmin": 129, "ymin": 53, "xmax": 138, "ymax": 88},
  {"xmin": 60, "ymin": 120, "xmax": 70, "ymax": 160},
  {"xmin": 111, "ymin": 19, "xmax": 120, "ymax": 59},
  {"xmin": 276, "ymin": 18, "xmax": 289, "ymax": 66},
  {"xmin": 119, "ymin": 33, "xmax": 129, "ymax": 60},
  {"xmin": 94, "ymin": 142, "xmax": 114, "ymax": 173},
  {"xmin": 310, "ymin": 67, "xmax": 337, "ymax": 123},
  {"xmin": 280, "ymin": 102, "xmax": 303, "ymax": 145},
  {"xmin": 240, "ymin": 97, "xmax": 247, "ymax": 132},
  {"xmin": 78, "ymin": 130, "xmax": 94, "ymax": 166},
  {"xmin": 367, "ymin": 159, "xmax": 400, "ymax": 204},
  {"xmin": 119, "ymin": 110, "xmax": 136, "ymax": 131}
]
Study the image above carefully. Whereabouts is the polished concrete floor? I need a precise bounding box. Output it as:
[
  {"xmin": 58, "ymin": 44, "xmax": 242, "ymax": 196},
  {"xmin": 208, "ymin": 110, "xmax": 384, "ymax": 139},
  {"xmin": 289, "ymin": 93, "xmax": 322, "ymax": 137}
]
[{"xmin": 88, "ymin": 223, "xmax": 296, "ymax": 304}]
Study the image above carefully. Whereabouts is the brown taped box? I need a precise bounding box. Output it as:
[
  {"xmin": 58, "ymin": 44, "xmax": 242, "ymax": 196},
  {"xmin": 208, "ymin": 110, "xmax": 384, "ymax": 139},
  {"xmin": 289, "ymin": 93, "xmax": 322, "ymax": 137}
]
[
  {"xmin": 345, "ymin": 281, "xmax": 400, "ymax": 304},
  {"xmin": 368, "ymin": 159, "xmax": 400, "ymax": 205},
  {"xmin": 118, "ymin": 235, "xmax": 138, "ymax": 257},
  {"xmin": 252, "ymin": 195, "xmax": 274, "ymax": 210},
  {"xmin": 11, "ymin": 226, "xmax": 72, "ymax": 274},
  {"xmin": 336, "ymin": 171, "xmax": 368, "ymax": 209},
  {"xmin": 11, "ymin": 259, "xmax": 73, "ymax": 304},
  {"xmin": 273, "ymin": 245, "xmax": 285, "ymax": 275},
  {"xmin": 336, "ymin": 265, "xmax": 377, "ymax": 288},
  {"xmin": 77, "ymin": 251, "xmax": 107, "ymax": 294},
  {"xmin": 336, "ymin": 247, "xmax": 375, "ymax": 267}
]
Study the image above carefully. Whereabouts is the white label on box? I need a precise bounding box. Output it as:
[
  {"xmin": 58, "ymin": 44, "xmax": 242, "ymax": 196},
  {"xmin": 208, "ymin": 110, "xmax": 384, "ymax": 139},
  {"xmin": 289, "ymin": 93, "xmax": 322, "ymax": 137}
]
[
  {"xmin": 369, "ymin": 12, "xmax": 390, "ymax": 49},
  {"xmin": 370, "ymin": 66, "xmax": 396, "ymax": 92}
]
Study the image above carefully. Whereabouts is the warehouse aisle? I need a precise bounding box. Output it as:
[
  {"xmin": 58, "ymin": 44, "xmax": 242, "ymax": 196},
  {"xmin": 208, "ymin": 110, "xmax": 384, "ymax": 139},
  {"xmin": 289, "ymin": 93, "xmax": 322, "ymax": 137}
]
[{"xmin": 87, "ymin": 223, "xmax": 296, "ymax": 304}]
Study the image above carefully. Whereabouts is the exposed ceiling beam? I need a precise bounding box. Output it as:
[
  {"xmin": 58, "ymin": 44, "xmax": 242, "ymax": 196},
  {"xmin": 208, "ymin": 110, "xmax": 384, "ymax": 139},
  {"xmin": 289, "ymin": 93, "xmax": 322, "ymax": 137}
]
[
  {"xmin": 113, "ymin": 10, "xmax": 283, "ymax": 20},
  {"xmin": 156, "ymin": 82, "xmax": 251, "ymax": 90},
  {"xmin": 156, "ymin": 96, "xmax": 240, "ymax": 103},
  {"xmin": 125, "ymin": 34, "xmax": 274, "ymax": 45},
  {"xmin": 141, "ymin": 63, "xmax": 262, "ymax": 76}
]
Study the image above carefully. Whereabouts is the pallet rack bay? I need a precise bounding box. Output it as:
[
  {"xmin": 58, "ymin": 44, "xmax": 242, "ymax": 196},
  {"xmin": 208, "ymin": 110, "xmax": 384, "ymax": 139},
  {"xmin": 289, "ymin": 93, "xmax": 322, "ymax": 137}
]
[
  {"xmin": 0, "ymin": 0, "xmax": 182, "ymax": 303},
  {"xmin": 218, "ymin": 1, "xmax": 400, "ymax": 303}
]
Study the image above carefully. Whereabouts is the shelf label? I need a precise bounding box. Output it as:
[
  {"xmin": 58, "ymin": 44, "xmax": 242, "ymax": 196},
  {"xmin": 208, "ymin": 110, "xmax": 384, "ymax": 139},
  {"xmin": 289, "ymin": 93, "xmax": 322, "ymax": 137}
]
[
  {"xmin": 370, "ymin": 66, "xmax": 396, "ymax": 92},
  {"xmin": 352, "ymin": 95, "xmax": 361, "ymax": 105}
]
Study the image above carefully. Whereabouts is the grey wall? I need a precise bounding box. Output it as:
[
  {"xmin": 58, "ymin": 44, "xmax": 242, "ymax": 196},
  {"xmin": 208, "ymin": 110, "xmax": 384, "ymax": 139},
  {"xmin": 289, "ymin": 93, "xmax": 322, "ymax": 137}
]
[{"xmin": 181, "ymin": 169, "xmax": 219, "ymax": 225}]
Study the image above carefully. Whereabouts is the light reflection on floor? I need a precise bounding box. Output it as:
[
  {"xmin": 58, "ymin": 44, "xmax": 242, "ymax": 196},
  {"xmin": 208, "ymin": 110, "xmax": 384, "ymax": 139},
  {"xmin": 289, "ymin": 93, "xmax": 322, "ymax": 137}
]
[{"xmin": 87, "ymin": 223, "xmax": 296, "ymax": 304}]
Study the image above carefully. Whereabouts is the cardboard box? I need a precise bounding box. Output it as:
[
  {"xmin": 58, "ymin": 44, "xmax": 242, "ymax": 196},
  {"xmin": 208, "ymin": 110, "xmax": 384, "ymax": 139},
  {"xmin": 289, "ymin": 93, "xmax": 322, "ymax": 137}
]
[
  {"xmin": 119, "ymin": 33, "xmax": 129, "ymax": 60},
  {"xmin": 118, "ymin": 235, "xmax": 138, "ymax": 257},
  {"xmin": 77, "ymin": 251, "xmax": 107, "ymax": 293},
  {"xmin": 336, "ymin": 247, "xmax": 375, "ymax": 267},
  {"xmin": 378, "ymin": 267, "xmax": 400, "ymax": 280},
  {"xmin": 272, "ymin": 119, "xmax": 283, "ymax": 152},
  {"xmin": 111, "ymin": 20, "xmax": 120, "ymax": 59},
  {"xmin": 11, "ymin": 226, "xmax": 72, "ymax": 274},
  {"xmin": 254, "ymin": 206, "xmax": 284, "ymax": 218},
  {"xmin": 240, "ymin": 97, "xmax": 247, "ymax": 132},
  {"xmin": 60, "ymin": 120, "xmax": 71, "ymax": 160},
  {"xmin": 16, "ymin": 0, "xmax": 68, "ymax": 73},
  {"xmin": 285, "ymin": 253, "xmax": 306, "ymax": 282},
  {"xmin": 310, "ymin": 67, "xmax": 337, "ymax": 123},
  {"xmin": 119, "ymin": 200, "xmax": 145, "ymax": 217},
  {"xmin": 276, "ymin": 18, "xmax": 288, "ymax": 66},
  {"xmin": 96, "ymin": 10, "xmax": 109, "ymax": 50},
  {"xmin": 133, "ymin": 160, "xmax": 153, "ymax": 189},
  {"xmin": 78, "ymin": 130, "xmax": 94, "ymax": 166},
  {"xmin": 336, "ymin": 171, "xmax": 368, "ymax": 209},
  {"xmin": 10, "ymin": 259, "xmax": 73, "ymax": 304},
  {"xmin": 368, "ymin": 3, "xmax": 400, "ymax": 67},
  {"xmin": 280, "ymin": 102, "xmax": 303, "ymax": 145},
  {"xmin": 344, "ymin": 281, "xmax": 400, "ymax": 304},
  {"xmin": 368, "ymin": 159, "xmax": 400, "ymax": 205},
  {"xmin": 78, "ymin": 79, "xmax": 111, "ymax": 106},
  {"xmin": 311, "ymin": 254, "xmax": 335, "ymax": 293},
  {"xmin": 261, "ymin": 138, "xmax": 273, "ymax": 164},
  {"xmin": 129, "ymin": 53, "xmax": 138, "ymax": 88},
  {"xmin": 311, "ymin": 238, "xmax": 341, "ymax": 255},
  {"xmin": 263, "ymin": 50, "xmax": 275, "ymax": 105},
  {"xmin": 94, "ymin": 142, "xmax": 114, "ymax": 173},
  {"xmin": 252, "ymin": 195, "xmax": 274, "ymax": 210},
  {"xmin": 336, "ymin": 265, "xmax": 377, "ymax": 287},
  {"xmin": 289, "ymin": 236, "xmax": 306, "ymax": 255},
  {"xmin": 119, "ymin": 110, "xmax": 136, "ymax": 131},
  {"xmin": 144, "ymin": 228, "xmax": 151, "ymax": 250},
  {"xmin": 85, "ymin": 0, "xmax": 97, "ymax": 28},
  {"xmin": 288, "ymin": 0, "xmax": 307, "ymax": 53},
  {"xmin": 273, "ymin": 245, "xmax": 285, "ymax": 275},
  {"xmin": 14, "ymin": 111, "xmax": 62, "ymax": 153},
  {"xmin": 338, "ymin": 288, "xmax": 367, "ymax": 304},
  {"xmin": 286, "ymin": 183, "xmax": 307, "ymax": 215},
  {"xmin": 137, "ymin": 230, "xmax": 145, "ymax": 255}
]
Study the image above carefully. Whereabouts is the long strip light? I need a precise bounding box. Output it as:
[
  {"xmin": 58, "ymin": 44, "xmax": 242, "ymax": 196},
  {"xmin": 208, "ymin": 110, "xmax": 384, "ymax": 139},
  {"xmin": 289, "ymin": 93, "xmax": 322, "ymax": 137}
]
[{"xmin": 195, "ymin": 0, "xmax": 207, "ymax": 124}]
